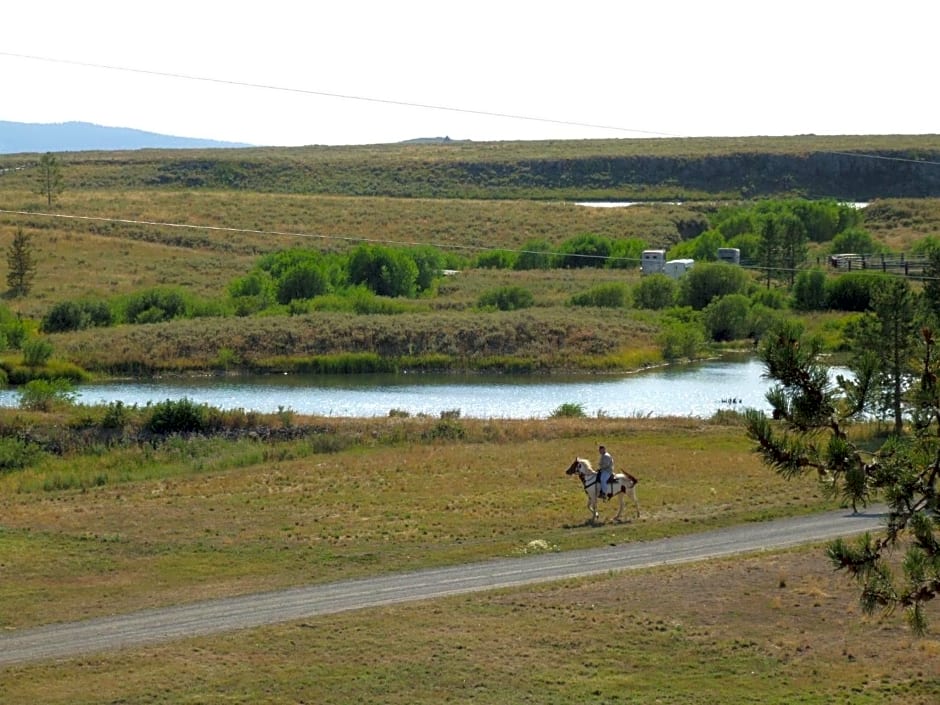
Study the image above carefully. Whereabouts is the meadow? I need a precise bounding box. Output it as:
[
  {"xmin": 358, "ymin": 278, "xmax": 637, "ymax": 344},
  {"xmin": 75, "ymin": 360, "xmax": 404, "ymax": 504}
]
[{"xmin": 1, "ymin": 413, "xmax": 938, "ymax": 703}]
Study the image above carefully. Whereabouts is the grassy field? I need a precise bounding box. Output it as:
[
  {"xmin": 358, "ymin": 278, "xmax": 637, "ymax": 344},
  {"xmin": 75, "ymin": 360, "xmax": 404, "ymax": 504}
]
[{"xmin": 0, "ymin": 413, "xmax": 937, "ymax": 703}]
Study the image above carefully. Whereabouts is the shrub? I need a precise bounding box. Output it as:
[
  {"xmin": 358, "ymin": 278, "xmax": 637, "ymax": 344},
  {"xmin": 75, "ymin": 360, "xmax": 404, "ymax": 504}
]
[
  {"xmin": 347, "ymin": 244, "xmax": 419, "ymax": 297},
  {"xmin": 825, "ymin": 271, "xmax": 885, "ymax": 311},
  {"xmin": 101, "ymin": 400, "xmax": 133, "ymax": 431},
  {"xmin": 22, "ymin": 337, "xmax": 54, "ymax": 367},
  {"xmin": 608, "ymin": 237, "xmax": 646, "ymax": 270},
  {"xmin": 123, "ymin": 287, "xmax": 191, "ymax": 324},
  {"xmin": 18, "ymin": 378, "xmax": 76, "ymax": 411},
  {"xmin": 570, "ymin": 283, "xmax": 628, "ymax": 308},
  {"xmin": 0, "ymin": 437, "xmax": 43, "ymax": 471},
  {"xmin": 478, "ymin": 286, "xmax": 534, "ymax": 311},
  {"xmin": 424, "ymin": 419, "xmax": 465, "ymax": 440},
  {"xmin": 276, "ymin": 264, "xmax": 331, "ymax": 304},
  {"xmin": 703, "ymin": 294, "xmax": 751, "ymax": 342},
  {"xmin": 474, "ymin": 250, "xmax": 517, "ymax": 269},
  {"xmin": 555, "ymin": 233, "xmax": 613, "ymax": 268},
  {"xmin": 41, "ymin": 301, "xmax": 83, "ymax": 333},
  {"xmin": 513, "ymin": 239, "xmax": 553, "ymax": 270},
  {"xmin": 550, "ymin": 402, "xmax": 586, "ymax": 418},
  {"xmin": 792, "ymin": 269, "xmax": 828, "ymax": 311},
  {"xmin": 658, "ymin": 321, "xmax": 705, "ymax": 361},
  {"xmin": 42, "ymin": 299, "xmax": 115, "ymax": 333},
  {"xmin": 145, "ymin": 398, "xmax": 207, "ymax": 434},
  {"xmin": 679, "ymin": 262, "xmax": 751, "ymax": 310},
  {"xmin": 0, "ymin": 318, "xmax": 29, "ymax": 349},
  {"xmin": 633, "ymin": 275, "xmax": 677, "ymax": 310}
]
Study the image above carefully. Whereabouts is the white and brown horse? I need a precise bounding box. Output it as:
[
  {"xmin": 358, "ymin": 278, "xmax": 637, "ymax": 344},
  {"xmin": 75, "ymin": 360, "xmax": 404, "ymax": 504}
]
[{"xmin": 565, "ymin": 457, "xmax": 640, "ymax": 523}]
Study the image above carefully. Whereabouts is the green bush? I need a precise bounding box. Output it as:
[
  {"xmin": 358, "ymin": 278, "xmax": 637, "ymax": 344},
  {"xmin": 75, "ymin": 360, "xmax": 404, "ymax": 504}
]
[
  {"xmin": 679, "ymin": 262, "xmax": 751, "ymax": 310},
  {"xmin": 570, "ymin": 283, "xmax": 628, "ymax": 308},
  {"xmin": 347, "ymin": 244, "xmax": 419, "ymax": 297},
  {"xmin": 145, "ymin": 398, "xmax": 208, "ymax": 434},
  {"xmin": 555, "ymin": 233, "xmax": 613, "ymax": 269},
  {"xmin": 101, "ymin": 400, "xmax": 133, "ymax": 431},
  {"xmin": 474, "ymin": 250, "xmax": 517, "ymax": 269},
  {"xmin": 18, "ymin": 378, "xmax": 76, "ymax": 412},
  {"xmin": 478, "ymin": 286, "xmax": 534, "ymax": 311},
  {"xmin": 123, "ymin": 287, "xmax": 191, "ymax": 324},
  {"xmin": 41, "ymin": 299, "xmax": 114, "ymax": 333},
  {"xmin": 703, "ymin": 294, "xmax": 751, "ymax": 342},
  {"xmin": 658, "ymin": 320, "xmax": 705, "ymax": 361},
  {"xmin": 550, "ymin": 402, "xmax": 586, "ymax": 418},
  {"xmin": 0, "ymin": 437, "xmax": 43, "ymax": 471},
  {"xmin": 22, "ymin": 337, "xmax": 54, "ymax": 367},
  {"xmin": 825, "ymin": 271, "xmax": 886, "ymax": 311},
  {"xmin": 276, "ymin": 264, "xmax": 331, "ymax": 304},
  {"xmin": 792, "ymin": 269, "xmax": 828, "ymax": 311},
  {"xmin": 633, "ymin": 275, "xmax": 677, "ymax": 310},
  {"xmin": 513, "ymin": 239, "xmax": 553, "ymax": 270}
]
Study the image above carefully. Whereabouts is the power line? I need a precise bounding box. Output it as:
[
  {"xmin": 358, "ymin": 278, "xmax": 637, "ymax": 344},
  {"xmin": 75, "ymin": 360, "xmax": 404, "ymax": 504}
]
[
  {"xmin": 0, "ymin": 207, "xmax": 633, "ymax": 263},
  {"xmin": 0, "ymin": 51, "xmax": 678, "ymax": 139},
  {"xmin": 7, "ymin": 51, "xmax": 940, "ymax": 169}
]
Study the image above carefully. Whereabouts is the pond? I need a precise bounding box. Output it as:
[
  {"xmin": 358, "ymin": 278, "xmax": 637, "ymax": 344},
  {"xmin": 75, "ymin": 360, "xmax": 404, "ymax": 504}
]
[{"xmin": 0, "ymin": 356, "xmax": 840, "ymax": 420}]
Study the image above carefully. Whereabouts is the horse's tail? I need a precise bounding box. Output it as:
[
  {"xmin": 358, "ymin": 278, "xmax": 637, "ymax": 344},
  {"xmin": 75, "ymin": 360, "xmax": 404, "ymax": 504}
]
[{"xmin": 625, "ymin": 472, "xmax": 638, "ymax": 485}]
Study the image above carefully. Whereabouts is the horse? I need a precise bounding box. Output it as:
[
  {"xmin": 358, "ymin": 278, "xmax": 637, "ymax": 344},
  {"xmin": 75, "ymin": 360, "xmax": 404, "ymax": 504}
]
[{"xmin": 565, "ymin": 457, "xmax": 640, "ymax": 523}]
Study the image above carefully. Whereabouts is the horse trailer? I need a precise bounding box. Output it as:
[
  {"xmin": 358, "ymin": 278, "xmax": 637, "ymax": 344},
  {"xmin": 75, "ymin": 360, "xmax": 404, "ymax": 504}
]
[
  {"xmin": 664, "ymin": 258, "xmax": 694, "ymax": 279},
  {"xmin": 641, "ymin": 249, "xmax": 666, "ymax": 274}
]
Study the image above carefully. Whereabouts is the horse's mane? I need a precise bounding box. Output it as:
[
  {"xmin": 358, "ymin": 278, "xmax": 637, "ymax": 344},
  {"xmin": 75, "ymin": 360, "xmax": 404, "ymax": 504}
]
[{"xmin": 577, "ymin": 457, "xmax": 595, "ymax": 471}]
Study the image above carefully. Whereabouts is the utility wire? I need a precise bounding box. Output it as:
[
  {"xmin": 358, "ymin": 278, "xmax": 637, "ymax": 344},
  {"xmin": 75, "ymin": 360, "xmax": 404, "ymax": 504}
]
[
  {"xmin": 0, "ymin": 51, "xmax": 678, "ymax": 138},
  {"xmin": 4, "ymin": 51, "xmax": 939, "ymax": 167}
]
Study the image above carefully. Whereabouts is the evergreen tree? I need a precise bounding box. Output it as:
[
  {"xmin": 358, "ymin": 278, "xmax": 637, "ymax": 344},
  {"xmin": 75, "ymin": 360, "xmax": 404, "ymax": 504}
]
[
  {"xmin": 37, "ymin": 152, "xmax": 64, "ymax": 207},
  {"xmin": 6, "ymin": 228, "xmax": 36, "ymax": 297},
  {"xmin": 745, "ymin": 319, "xmax": 940, "ymax": 634}
]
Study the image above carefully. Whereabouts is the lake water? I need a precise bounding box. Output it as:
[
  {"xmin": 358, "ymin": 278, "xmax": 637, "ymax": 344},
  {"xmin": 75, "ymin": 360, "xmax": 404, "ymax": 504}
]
[{"xmin": 0, "ymin": 357, "xmax": 834, "ymax": 419}]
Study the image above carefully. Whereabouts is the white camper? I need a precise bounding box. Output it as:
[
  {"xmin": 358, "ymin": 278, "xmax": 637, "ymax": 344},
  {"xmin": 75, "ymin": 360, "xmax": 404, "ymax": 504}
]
[
  {"xmin": 641, "ymin": 249, "xmax": 666, "ymax": 274},
  {"xmin": 663, "ymin": 258, "xmax": 694, "ymax": 279},
  {"xmin": 717, "ymin": 247, "xmax": 741, "ymax": 265}
]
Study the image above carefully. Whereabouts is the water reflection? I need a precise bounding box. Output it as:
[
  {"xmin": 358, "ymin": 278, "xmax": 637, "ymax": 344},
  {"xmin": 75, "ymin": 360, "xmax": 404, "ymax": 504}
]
[{"xmin": 0, "ymin": 357, "xmax": 847, "ymax": 419}]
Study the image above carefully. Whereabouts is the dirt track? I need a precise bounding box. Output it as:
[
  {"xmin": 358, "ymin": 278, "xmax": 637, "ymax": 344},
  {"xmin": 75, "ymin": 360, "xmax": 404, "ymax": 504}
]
[{"xmin": 0, "ymin": 507, "xmax": 884, "ymax": 666}]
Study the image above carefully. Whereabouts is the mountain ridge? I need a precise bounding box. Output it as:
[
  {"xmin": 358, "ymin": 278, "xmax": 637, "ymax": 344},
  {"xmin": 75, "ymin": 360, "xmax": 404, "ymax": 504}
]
[{"xmin": 0, "ymin": 120, "xmax": 252, "ymax": 154}]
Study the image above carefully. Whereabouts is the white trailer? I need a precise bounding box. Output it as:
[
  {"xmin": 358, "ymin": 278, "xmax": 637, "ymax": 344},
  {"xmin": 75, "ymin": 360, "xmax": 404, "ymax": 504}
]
[
  {"xmin": 641, "ymin": 249, "xmax": 666, "ymax": 274},
  {"xmin": 663, "ymin": 258, "xmax": 694, "ymax": 279},
  {"xmin": 717, "ymin": 247, "xmax": 741, "ymax": 265}
]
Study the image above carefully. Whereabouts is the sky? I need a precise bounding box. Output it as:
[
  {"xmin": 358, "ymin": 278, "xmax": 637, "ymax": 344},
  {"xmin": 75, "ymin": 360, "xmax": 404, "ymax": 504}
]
[{"xmin": 3, "ymin": 1, "xmax": 938, "ymax": 147}]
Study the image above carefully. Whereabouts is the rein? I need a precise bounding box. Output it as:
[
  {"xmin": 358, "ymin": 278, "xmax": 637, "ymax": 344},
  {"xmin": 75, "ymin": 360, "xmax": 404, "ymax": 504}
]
[{"xmin": 578, "ymin": 472, "xmax": 599, "ymax": 491}]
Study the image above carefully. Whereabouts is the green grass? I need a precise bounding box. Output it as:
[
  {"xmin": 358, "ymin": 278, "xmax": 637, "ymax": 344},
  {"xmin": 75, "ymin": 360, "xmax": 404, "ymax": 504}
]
[{"xmin": 0, "ymin": 415, "xmax": 837, "ymax": 628}]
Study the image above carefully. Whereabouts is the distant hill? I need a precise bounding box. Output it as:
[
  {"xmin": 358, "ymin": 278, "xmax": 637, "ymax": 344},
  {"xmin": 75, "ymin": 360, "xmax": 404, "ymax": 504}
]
[{"xmin": 0, "ymin": 121, "xmax": 252, "ymax": 154}]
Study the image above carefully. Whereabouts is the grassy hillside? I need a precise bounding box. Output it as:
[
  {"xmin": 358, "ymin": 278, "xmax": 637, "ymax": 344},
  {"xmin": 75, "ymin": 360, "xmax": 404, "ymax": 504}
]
[{"xmin": 3, "ymin": 134, "xmax": 940, "ymax": 200}]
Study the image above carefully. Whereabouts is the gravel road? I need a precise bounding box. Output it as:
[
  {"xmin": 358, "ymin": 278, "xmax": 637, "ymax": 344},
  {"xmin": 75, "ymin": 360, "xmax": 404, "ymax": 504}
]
[{"xmin": 0, "ymin": 507, "xmax": 884, "ymax": 666}]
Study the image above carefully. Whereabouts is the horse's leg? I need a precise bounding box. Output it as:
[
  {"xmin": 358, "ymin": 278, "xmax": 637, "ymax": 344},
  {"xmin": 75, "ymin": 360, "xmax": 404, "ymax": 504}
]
[
  {"xmin": 590, "ymin": 491, "xmax": 600, "ymax": 522},
  {"xmin": 629, "ymin": 486, "xmax": 640, "ymax": 518},
  {"xmin": 586, "ymin": 493, "xmax": 596, "ymax": 522},
  {"xmin": 613, "ymin": 491, "xmax": 625, "ymax": 521}
]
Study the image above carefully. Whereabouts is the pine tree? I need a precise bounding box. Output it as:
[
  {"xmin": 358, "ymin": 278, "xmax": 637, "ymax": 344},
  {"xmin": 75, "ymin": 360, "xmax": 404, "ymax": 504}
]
[
  {"xmin": 7, "ymin": 228, "xmax": 37, "ymax": 297},
  {"xmin": 37, "ymin": 152, "xmax": 64, "ymax": 207},
  {"xmin": 745, "ymin": 318, "xmax": 940, "ymax": 635}
]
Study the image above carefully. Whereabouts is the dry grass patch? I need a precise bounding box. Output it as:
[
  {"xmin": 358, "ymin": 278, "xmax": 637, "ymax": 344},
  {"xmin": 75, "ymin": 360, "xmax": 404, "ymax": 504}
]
[{"xmin": 2, "ymin": 548, "xmax": 937, "ymax": 704}]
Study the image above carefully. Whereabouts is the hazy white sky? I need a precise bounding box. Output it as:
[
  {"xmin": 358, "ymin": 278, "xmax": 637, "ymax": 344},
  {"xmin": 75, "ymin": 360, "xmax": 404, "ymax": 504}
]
[{"xmin": 3, "ymin": 1, "xmax": 937, "ymax": 147}]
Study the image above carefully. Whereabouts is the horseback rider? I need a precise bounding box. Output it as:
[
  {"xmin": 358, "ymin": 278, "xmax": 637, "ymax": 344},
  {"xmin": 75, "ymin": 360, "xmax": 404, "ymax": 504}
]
[{"xmin": 598, "ymin": 444, "xmax": 614, "ymax": 499}]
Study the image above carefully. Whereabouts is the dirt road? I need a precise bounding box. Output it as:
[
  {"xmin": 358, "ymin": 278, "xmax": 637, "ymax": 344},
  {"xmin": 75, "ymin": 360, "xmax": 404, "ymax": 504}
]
[{"xmin": 0, "ymin": 507, "xmax": 883, "ymax": 666}]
